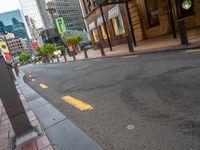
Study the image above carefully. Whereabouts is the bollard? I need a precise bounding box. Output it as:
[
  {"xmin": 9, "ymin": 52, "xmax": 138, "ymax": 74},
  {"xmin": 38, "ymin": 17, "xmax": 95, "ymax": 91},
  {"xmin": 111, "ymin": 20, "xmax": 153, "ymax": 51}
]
[
  {"xmin": 7, "ymin": 63, "xmax": 16, "ymax": 81},
  {"xmin": 178, "ymin": 20, "xmax": 189, "ymax": 46},
  {"xmin": 72, "ymin": 51, "xmax": 76, "ymax": 60},
  {"xmin": 126, "ymin": 34, "xmax": 134, "ymax": 52},
  {"xmin": 13, "ymin": 64, "xmax": 19, "ymax": 77},
  {"xmin": 56, "ymin": 55, "xmax": 60, "ymax": 63},
  {"xmin": 0, "ymin": 54, "xmax": 40, "ymax": 148},
  {"xmin": 62, "ymin": 49, "xmax": 67, "ymax": 62},
  {"xmin": 99, "ymin": 43, "xmax": 105, "ymax": 56},
  {"xmin": 83, "ymin": 48, "xmax": 88, "ymax": 58}
]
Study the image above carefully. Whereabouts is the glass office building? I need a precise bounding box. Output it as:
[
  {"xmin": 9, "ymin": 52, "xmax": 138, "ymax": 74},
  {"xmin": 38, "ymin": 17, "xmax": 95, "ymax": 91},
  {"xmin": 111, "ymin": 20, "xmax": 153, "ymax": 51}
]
[
  {"xmin": 45, "ymin": 0, "xmax": 85, "ymax": 31},
  {"xmin": 0, "ymin": 10, "xmax": 29, "ymax": 39},
  {"xmin": 19, "ymin": 0, "xmax": 52, "ymax": 30}
]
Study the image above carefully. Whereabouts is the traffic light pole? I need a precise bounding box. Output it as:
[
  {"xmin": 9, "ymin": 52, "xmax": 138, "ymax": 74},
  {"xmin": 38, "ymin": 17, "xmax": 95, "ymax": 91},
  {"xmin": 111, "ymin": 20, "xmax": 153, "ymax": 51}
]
[
  {"xmin": 0, "ymin": 51, "xmax": 40, "ymax": 148},
  {"xmin": 46, "ymin": 8, "xmax": 68, "ymax": 61}
]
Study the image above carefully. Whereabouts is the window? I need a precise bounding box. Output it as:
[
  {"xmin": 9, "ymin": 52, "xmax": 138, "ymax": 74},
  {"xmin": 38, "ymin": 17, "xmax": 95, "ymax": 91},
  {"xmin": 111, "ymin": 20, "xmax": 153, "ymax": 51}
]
[
  {"xmin": 92, "ymin": 28, "xmax": 99, "ymax": 42},
  {"xmin": 145, "ymin": 0, "xmax": 160, "ymax": 27},
  {"xmin": 112, "ymin": 15, "xmax": 125, "ymax": 36},
  {"xmin": 100, "ymin": 24, "xmax": 109, "ymax": 39}
]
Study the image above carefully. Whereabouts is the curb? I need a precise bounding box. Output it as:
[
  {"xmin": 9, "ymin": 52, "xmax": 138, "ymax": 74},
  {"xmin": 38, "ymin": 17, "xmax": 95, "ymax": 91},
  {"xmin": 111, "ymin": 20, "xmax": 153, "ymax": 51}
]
[
  {"xmin": 39, "ymin": 44, "xmax": 200, "ymax": 64},
  {"xmin": 17, "ymin": 72, "xmax": 104, "ymax": 150}
]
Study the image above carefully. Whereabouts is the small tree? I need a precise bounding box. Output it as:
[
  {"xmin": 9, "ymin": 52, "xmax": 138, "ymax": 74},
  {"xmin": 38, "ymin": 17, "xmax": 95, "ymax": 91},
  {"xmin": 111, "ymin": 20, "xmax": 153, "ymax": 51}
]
[
  {"xmin": 19, "ymin": 52, "xmax": 31, "ymax": 64},
  {"xmin": 43, "ymin": 43, "xmax": 56, "ymax": 62}
]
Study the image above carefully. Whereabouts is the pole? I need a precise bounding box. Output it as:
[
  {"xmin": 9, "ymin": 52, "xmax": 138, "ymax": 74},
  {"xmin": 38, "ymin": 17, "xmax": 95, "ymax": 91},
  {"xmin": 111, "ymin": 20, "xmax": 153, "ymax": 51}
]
[
  {"xmin": 168, "ymin": 0, "xmax": 177, "ymax": 39},
  {"xmin": 125, "ymin": 0, "xmax": 136, "ymax": 47},
  {"xmin": 0, "ymin": 52, "xmax": 39, "ymax": 148},
  {"xmin": 178, "ymin": 20, "xmax": 189, "ymax": 46},
  {"xmin": 46, "ymin": 8, "xmax": 68, "ymax": 62},
  {"xmin": 100, "ymin": 5, "xmax": 112, "ymax": 51}
]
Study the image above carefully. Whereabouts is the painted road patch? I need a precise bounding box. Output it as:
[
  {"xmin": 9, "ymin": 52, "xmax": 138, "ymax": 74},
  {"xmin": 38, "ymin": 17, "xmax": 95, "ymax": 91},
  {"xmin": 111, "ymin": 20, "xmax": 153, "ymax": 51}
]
[
  {"xmin": 74, "ymin": 65, "xmax": 89, "ymax": 71},
  {"xmin": 39, "ymin": 83, "xmax": 48, "ymax": 89},
  {"xmin": 122, "ymin": 55, "xmax": 139, "ymax": 59},
  {"xmin": 62, "ymin": 96, "xmax": 94, "ymax": 111},
  {"xmin": 185, "ymin": 49, "xmax": 200, "ymax": 53}
]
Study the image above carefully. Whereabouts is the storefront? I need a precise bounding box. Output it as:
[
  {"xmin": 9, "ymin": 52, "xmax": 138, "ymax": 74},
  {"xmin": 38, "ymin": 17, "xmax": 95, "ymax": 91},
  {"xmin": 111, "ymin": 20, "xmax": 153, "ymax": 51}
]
[
  {"xmin": 80, "ymin": 0, "xmax": 200, "ymax": 49},
  {"xmin": 84, "ymin": 2, "xmax": 130, "ymax": 49},
  {"xmin": 128, "ymin": 0, "xmax": 200, "ymax": 39}
]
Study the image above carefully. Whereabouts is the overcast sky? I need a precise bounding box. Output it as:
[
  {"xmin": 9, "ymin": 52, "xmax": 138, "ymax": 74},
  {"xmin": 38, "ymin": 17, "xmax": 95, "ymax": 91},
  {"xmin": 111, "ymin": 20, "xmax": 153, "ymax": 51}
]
[{"xmin": 0, "ymin": 0, "xmax": 21, "ymax": 13}]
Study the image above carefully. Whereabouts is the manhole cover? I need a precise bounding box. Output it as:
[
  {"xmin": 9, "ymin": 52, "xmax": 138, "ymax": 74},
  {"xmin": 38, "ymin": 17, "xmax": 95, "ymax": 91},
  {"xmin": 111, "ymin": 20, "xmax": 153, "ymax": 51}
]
[{"xmin": 126, "ymin": 124, "xmax": 135, "ymax": 130}]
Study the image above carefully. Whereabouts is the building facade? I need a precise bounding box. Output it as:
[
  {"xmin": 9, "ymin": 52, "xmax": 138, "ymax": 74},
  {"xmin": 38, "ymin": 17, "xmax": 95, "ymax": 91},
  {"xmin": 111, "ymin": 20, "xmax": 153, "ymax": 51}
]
[
  {"xmin": 80, "ymin": 0, "xmax": 200, "ymax": 48},
  {"xmin": 25, "ymin": 16, "xmax": 39, "ymax": 40},
  {"xmin": 7, "ymin": 38, "xmax": 35, "ymax": 61},
  {"xmin": 45, "ymin": 0, "xmax": 85, "ymax": 31},
  {"xmin": 0, "ymin": 10, "xmax": 29, "ymax": 39},
  {"xmin": 19, "ymin": 0, "xmax": 53, "ymax": 30}
]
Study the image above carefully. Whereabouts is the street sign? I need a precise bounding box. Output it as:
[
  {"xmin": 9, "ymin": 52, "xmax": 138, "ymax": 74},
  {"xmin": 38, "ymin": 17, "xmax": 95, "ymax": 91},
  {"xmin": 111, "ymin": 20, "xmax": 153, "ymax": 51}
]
[{"xmin": 56, "ymin": 17, "xmax": 67, "ymax": 34}]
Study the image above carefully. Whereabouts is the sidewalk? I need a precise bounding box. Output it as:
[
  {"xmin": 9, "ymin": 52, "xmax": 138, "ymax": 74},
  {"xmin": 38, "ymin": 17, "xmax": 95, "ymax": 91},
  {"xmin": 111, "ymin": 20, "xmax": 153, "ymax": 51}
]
[
  {"xmin": 0, "ymin": 71, "xmax": 103, "ymax": 150},
  {"xmin": 52, "ymin": 28, "xmax": 200, "ymax": 62},
  {"xmin": 0, "ymin": 87, "xmax": 53, "ymax": 150}
]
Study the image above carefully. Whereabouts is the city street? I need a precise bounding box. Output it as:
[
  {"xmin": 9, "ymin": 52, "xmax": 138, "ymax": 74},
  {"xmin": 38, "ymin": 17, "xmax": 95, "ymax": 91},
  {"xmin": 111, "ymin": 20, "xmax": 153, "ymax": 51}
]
[{"xmin": 21, "ymin": 50, "xmax": 200, "ymax": 150}]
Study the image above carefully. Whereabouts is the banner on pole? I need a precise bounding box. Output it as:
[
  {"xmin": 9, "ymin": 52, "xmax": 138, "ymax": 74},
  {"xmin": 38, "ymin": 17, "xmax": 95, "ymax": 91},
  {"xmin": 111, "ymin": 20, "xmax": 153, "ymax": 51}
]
[{"xmin": 56, "ymin": 17, "xmax": 67, "ymax": 34}]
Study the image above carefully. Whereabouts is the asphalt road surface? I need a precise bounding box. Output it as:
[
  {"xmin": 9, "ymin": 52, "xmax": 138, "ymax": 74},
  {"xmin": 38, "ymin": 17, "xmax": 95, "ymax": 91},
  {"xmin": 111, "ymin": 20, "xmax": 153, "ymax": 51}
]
[{"xmin": 21, "ymin": 50, "xmax": 200, "ymax": 150}]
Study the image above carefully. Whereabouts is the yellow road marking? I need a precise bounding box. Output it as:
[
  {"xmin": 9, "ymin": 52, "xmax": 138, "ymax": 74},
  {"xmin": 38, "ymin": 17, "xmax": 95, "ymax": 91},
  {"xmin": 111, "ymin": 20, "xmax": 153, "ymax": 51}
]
[
  {"xmin": 39, "ymin": 83, "xmax": 48, "ymax": 89},
  {"xmin": 185, "ymin": 49, "xmax": 200, "ymax": 53},
  {"xmin": 122, "ymin": 55, "xmax": 139, "ymax": 59},
  {"xmin": 62, "ymin": 96, "xmax": 94, "ymax": 111}
]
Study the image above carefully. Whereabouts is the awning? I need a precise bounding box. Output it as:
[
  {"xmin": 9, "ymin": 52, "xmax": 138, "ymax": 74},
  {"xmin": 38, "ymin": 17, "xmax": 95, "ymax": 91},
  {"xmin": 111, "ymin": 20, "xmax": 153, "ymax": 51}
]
[
  {"xmin": 97, "ymin": 16, "xmax": 103, "ymax": 26},
  {"xmin": 108, "ymin": 4, "xmax": 120, "ymax": 19},
  {"xmin": 88, "ymin": 22, "xmax": 96, "ymax": 31},
  {"xmin": 97, "ymin": 16, "xmax": 106, "ymax": 26}
]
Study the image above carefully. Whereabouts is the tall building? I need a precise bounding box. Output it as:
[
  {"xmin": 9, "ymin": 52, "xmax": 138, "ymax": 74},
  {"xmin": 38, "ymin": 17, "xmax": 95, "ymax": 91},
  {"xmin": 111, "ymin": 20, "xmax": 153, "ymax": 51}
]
[
  {"xmin": 0, "ymin": 10, "xmax": 29, "ymax": 39},
  {"xmin": 19, "ymin": 0, "xmax": 53, "ymax": 30},
  {"xmin": 25, "ymin": 16, "xmax": 39, "ymax": 40},
  {"xmin": 45, "ymin": 0, "xmax": 85, "ymax": 31}
]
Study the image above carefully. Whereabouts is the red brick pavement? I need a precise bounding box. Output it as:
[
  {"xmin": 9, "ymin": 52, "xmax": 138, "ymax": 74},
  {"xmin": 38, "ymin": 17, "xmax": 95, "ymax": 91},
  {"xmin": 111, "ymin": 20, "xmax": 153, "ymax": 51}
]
[{"xmin": 0, "ymin": 87, "xmax": 54, "ymax": 150}]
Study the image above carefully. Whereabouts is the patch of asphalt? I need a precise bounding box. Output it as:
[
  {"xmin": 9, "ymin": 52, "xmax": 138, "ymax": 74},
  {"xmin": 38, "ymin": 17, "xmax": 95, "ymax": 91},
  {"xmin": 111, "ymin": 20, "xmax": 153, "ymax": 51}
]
[{"xmin": 18, "ymin": 73, "xmax": 104, "ymax": 150}]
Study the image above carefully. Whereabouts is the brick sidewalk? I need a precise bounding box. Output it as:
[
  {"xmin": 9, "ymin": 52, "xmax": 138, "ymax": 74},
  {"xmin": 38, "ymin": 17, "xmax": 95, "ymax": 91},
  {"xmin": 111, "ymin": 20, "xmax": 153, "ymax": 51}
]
[{"xmin": 0, "ymin": 86, "xmax": 54, "ymax": 150}]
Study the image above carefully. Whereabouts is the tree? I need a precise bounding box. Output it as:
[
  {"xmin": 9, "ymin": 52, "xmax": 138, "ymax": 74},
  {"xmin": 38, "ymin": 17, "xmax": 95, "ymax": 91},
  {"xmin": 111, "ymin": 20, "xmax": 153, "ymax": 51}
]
[
  {"xmin": 44, "ymin": 43, "xmax": 56, "ymax": 56},
  {"xmin": 43, "ymin": 43, "xmax": 56, "ymax": 62},
  {"xmin": 19, "ymin": 52, "xmax": 31, "ymax": 64},
  {"xmin": 66, "ymin": 35, "xmax": 83, "ymax": 53}
]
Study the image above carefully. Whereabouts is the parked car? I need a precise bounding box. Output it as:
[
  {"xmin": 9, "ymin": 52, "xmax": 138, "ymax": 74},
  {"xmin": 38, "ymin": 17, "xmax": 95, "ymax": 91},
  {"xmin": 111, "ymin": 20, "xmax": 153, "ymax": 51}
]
[{"xmin": 79, "ymin": 41, "xmax": 92, "ymax": 51}]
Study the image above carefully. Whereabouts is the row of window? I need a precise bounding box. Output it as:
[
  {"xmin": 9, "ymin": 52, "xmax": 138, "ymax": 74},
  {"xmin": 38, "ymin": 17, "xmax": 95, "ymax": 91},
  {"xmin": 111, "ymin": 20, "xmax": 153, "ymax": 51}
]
[{"xmin": 91, "ymin": 15, "xmax": 125, "ymax": 42}]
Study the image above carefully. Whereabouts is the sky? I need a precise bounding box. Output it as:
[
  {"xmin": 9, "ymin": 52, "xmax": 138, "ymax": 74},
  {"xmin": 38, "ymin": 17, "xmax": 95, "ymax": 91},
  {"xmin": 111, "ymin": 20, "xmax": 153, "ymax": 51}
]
[{"xmin": 0, "ymin": 0, "xmax": 21, "ymax": 13}]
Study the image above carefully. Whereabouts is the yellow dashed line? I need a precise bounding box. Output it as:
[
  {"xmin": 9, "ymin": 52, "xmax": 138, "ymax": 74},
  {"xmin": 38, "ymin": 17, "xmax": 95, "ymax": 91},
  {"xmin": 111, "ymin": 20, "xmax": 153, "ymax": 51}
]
[
  {"xmin": 122, "ymin": 55, "xmax": 139, "ymax": 59},
  {"xmin": 185, "ymin": 49, "xmax": 200, "ymax": 53},
  {"xmin": 39, "ymin": 83, "xmax": 48, "ymax": 89},
  {"xmin": 62, "ymin": 96, "xmax": 94, "ymax": 111}
]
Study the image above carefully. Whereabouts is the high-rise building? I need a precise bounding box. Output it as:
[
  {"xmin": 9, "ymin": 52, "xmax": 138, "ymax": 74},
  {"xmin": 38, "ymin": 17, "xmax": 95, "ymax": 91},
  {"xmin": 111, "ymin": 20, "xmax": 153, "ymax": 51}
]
[
  {"xmin": 0, "ymin": 10, "xmax": 29, "ymax": 39},
  {"xmin": 45, "ymin": 0, "xmax": 85, "ymax": 31},
  {"xmin": 25, "ymin": 16, "xmax": 39, "ymax": 40},
  {"xmin": 19, "ymin": 0, "xmax": 53, "ymax": 30}
]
